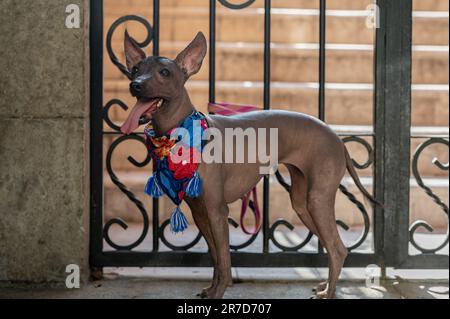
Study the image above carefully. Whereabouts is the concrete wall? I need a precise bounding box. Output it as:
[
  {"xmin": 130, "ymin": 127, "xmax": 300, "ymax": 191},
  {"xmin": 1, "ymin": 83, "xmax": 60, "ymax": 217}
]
[{"xmin": 0, "ymin": 0, "xmax": 89, "ymax": 283}]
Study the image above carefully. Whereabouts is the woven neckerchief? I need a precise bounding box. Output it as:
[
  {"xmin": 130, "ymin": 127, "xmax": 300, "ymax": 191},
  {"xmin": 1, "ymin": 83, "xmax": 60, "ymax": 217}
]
[{"xmin": 143, "ymin": 111, "xmax": 208, "ymax": 233}]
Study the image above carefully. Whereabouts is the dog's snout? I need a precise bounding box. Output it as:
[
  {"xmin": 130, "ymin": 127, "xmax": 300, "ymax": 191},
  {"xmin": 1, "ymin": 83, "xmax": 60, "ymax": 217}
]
[{"xmin": 130, "ymin": 81, "xmax": 142, "ymax": 96}]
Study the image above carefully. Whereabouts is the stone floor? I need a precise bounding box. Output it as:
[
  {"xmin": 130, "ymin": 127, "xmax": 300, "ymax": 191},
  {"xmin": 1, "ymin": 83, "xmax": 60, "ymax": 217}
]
[
  {"xmin": 1, "ymin": 225, "xmax": 448, "ymax": 299},
  {"xmin": 0, "ymin": 267, "xmax": 448, "ymax": 299}
]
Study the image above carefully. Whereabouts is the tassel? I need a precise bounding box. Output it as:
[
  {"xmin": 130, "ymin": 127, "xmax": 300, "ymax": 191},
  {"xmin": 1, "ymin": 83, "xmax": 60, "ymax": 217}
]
[
  {"xmin": 185, "ymin": 172, "xmax": 202, "ymax": 198},
  {"xmin": 170, "ymin": 206, "xmax": 189, "ymax": 233},
  {"xmin": 144, "ymin": 175, "xmax": 164, "ymax": 198}
]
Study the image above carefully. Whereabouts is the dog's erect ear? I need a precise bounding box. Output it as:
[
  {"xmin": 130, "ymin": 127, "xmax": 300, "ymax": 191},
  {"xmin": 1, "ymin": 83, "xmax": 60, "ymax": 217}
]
[
  {"xmin": 175, "ymin": 32, "xmax": 207, "ymax": 80},
  {"xmin": 124, "ymin": 30, "xmax": 146, "ymax": 71}
]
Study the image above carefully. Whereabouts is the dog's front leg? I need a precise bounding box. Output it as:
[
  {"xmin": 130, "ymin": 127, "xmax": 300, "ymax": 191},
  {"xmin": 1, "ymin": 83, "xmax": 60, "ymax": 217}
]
[
  {"xmin": 186, "ymin": 198, "xmax": 220, "ymax": 298},
  {"xmin": 205, "ymin": 203, "xmax": 231, "ymax": 299}
]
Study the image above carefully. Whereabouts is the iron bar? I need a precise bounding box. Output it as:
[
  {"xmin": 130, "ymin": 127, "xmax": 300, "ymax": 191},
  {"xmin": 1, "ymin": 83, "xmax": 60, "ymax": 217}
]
[
  {"xmin": 89, "ymin": 0, "xmax": 104, "ymax": 265},
  {"xmin": 93, "ymin": 251, "xmax": 381, "ymax": 268},
  {"xmin": 318, "ymin": 0, "xmax": 326, "ymax": 121},
  {"xmin": 152, "ymin": 0, "xmax": 160, "ymax": 252},
  {"xmin": 262, "ymin": 0, "xmax": 271, "ymax": 253},
  {"xmin": 209, "ymin": 0, "xmax": 216, "ymax": 103}
]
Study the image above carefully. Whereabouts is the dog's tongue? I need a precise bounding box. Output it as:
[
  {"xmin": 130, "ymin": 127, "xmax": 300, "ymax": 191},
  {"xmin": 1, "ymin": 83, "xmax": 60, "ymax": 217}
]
[{"xmin": 121, "ymin": 99, "xmax": 158, "ymax": 134}]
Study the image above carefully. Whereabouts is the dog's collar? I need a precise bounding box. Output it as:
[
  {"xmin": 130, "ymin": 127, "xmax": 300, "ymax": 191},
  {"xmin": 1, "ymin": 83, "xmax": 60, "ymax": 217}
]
[
  {"xmin": 143, "ymin": 110, "xmax": 206, "ymax": 138},
  {"xmin": 144, "ymin": 111, "xmax": 208, "ymax": 163}
]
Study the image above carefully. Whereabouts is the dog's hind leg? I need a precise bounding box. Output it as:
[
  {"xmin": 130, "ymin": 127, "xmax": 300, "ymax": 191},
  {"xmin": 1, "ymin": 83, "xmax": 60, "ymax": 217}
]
[
  {"xmin": 307, "ymin": 189, "xmax": 348, "ymax": 299},
  {"xmin": 287, "ymin": 165, "xmax": 319, "ymax": 236},
  {"xmin": 287, "ymin": 165, "xmax": 327, "ymax": 293},
  {"xmin": 186, "ymin": 198, "xmax": 220, "ymax": 298}
]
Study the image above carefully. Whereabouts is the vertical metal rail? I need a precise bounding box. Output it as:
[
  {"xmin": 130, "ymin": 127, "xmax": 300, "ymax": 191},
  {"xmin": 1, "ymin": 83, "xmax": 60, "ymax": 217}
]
[
  {"xmin": 152, "ymin": 0, "xmax": 160, "ymax": 252},
  {"xmin": 317, "ymin": 0, "xmax": 326, "ymax": 254},
  {"xmin": 152, "ymin": 0, "xmax": 160, "ymax": 57},
  {"xmin": 209, "ymin": 0, "xmax": 217, "ymax": 103},
  {"xmin": 374, "ymin": 0, "xmax": 412, "ymax": 267},
  {"xmin": 262, "ymin": 0, "xmax": 271, "ymax": 253},
  {"xmin": 89, "ymin": 0, "xmax": 104, "ymax": 267},
  {"xmin": 373, "ymin": 0, "xmax": 385, "ymax": 271},
  {"xmin": 318, "ymin": 0, "xmax": 326, "ymax": 121}
]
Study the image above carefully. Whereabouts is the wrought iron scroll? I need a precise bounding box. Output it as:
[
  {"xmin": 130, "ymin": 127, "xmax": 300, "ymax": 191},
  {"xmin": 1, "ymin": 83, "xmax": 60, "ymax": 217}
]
[
  {"xmin": 159, "ymin": 219, "xmax": 202, "ymax": 251},
  {"xmin": 218, "ymin": 0, "xmax": 255, "ymax": 10},
  {"xmin": 104, "ymin": 133, "xmax": 151, "ymax": 250},
  {"xmin": 229, "ymin": 208, "xmax": 259, "ymax": 251},
  {"xmin": 410, "ymin": 138, "xmax": 449, "ymax": 254},
  {"xmin": 106, "ymin": 15, "xmax": 153, "ymax": 79},
  {"xmin": 338, "ymin": 136, "xmax": 372, "ymax": 251},
  {"xmin": 103, "ymin": 99, "xmax": 130, "ymax": 132},
  {"xmin": 103, "ymin": 16, "xmax": 153, "ymax": 250}
]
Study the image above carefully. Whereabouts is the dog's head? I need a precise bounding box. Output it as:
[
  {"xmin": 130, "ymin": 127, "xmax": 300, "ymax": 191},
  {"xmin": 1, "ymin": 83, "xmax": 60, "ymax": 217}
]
[{"xmin": 120, "ymin": 31, "xmax": 207, "ymax": 134}]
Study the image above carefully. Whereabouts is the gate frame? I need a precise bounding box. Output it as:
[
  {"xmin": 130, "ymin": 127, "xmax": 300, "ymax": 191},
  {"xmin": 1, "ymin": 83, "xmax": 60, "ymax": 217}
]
[
  {"xmin": 373, "ymin": 0, "xmax": 413, "ymax": 268},
  {"xmin": 89, "ymin": 0, "xmax": 448, "ymax": 270}
]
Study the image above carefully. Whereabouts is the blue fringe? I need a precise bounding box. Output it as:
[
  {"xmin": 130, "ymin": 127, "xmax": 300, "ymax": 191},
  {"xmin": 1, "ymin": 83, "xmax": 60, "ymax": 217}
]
[
  {"xmin": 144, "ymin": 175, "xmax": 164, "ymax": 198},
  {"xmin": 170, "ymin": 206, "xmax": 189, "ymax": 233},
  {"xmin": 185, "ymin": 172, "xmax": 202, "ymax": 198}
]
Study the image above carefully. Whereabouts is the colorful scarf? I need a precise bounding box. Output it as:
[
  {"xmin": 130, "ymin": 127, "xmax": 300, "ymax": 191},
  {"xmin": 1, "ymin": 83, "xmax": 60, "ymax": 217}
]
[{"xmin": 144, "ymin": 111, "xmax": 208, "ymax": 233}]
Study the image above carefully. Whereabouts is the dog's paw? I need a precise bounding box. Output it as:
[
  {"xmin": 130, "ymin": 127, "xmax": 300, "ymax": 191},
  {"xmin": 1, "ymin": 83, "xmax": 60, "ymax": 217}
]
[
  {"xmin": 197, "ymin": 286, "xmax": 215, "ymax": 299},
  {"xmin": 312, "ymin": 286, "xmax": 336, "ymax": 299},
  {"xmin": 312, "ymin": 281, "xmax": 328, "ymax": 293},
  {"xmin": 314, "ymin": 291, "xmax": 329, "ymax": 299}
]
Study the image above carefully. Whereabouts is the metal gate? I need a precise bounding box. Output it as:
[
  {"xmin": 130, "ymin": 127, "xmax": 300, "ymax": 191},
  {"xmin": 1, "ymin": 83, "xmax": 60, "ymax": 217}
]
[{"xmin": 90, "ymin": 0, "xmax": 449, "ymax": 270}]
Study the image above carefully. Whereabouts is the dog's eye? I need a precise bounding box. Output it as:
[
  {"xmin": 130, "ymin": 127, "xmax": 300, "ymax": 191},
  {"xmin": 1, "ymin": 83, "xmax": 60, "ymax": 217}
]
[
  {"xmin": 160, "ymin": 68, "xmax": 170, "ymax": 77},
  {"xmin": 131, "ymin": 66, "xmax": 139, "ymax": 75}
]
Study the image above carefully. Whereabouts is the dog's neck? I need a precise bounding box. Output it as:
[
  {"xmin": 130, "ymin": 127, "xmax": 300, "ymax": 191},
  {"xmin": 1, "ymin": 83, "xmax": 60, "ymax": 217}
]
[{"xmin": 151, "ymin": 87, "xmax": 196, "ymax": 136}]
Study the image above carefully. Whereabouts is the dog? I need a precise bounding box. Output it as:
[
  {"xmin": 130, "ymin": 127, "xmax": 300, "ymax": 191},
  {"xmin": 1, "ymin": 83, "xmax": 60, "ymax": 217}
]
[{"xmin": 119, "ymin": 31, "xmax": 380, "ymax": 299}]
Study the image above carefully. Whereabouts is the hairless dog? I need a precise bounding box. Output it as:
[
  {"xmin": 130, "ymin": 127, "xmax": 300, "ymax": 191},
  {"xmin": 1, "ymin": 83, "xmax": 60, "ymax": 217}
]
[{"xmin": 119, "ymin": 31, "xmax": 380, "ymax": 299}]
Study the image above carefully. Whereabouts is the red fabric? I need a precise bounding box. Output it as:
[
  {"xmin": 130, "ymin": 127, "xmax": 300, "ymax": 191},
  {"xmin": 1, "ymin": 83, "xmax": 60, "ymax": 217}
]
[{"xmin": 167, "ymin": 146, "xmax": 200, "ymax": 180}]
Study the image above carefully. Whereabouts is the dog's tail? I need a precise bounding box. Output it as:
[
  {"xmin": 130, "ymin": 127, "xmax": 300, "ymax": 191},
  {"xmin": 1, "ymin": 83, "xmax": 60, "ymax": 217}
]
[{"xmin": 344, "ymin": 146, "xmax": 384, "ymax": 208}]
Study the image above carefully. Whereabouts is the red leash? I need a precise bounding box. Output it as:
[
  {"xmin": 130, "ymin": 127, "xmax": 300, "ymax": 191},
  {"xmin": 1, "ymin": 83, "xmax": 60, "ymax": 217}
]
[
  {"xmin": 208, "ymin": 102, "xmax": 263, "ymax": 235},
  {"xmin": 240, "ymin": 188, "xmax": 262, "ymax": 235}
]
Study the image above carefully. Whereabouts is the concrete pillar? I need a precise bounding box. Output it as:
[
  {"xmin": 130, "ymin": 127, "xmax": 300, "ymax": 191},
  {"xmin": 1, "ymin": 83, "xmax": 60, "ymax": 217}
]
[{"xmin": 0, "ymin": 0, "xmax": 89, "ymax": 283}]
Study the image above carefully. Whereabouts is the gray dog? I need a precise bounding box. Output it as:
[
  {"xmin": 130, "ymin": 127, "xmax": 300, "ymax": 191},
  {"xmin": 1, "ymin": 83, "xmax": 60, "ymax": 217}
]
[{"xmin": 119, "ymin": 31, "xmax": 380, "ymax": 299}]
